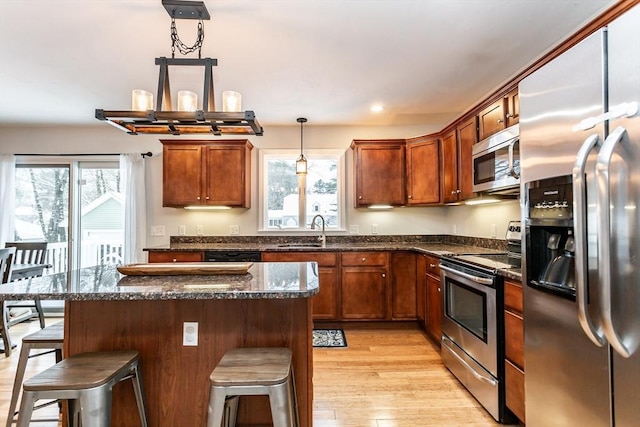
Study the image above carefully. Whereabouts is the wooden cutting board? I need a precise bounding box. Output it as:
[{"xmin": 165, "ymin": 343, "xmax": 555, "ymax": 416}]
[{"xmin": 117, "ymin": 262, "xmax": 253, "ymax": 276}]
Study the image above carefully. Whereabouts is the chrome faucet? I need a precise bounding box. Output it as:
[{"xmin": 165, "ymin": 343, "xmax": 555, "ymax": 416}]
[{"xmin": 310, "ymin": 214, "xmax": 326, "ymax": 247}]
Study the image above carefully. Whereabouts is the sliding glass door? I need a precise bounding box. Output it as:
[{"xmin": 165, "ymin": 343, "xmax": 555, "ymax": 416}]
[{"xmin": 14, "ymin": 158, "xmax": 123, "ymax": 274}]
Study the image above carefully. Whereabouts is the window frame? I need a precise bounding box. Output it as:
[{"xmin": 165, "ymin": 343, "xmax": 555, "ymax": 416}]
[{"xmin": 258, "ymin": 148, "xmax": 346, "ymax": 233}]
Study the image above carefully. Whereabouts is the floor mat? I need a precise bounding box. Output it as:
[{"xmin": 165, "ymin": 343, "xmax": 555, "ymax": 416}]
[{"xmin": 313, "ymin": 329, "xmax": 347, "ymax": 348}]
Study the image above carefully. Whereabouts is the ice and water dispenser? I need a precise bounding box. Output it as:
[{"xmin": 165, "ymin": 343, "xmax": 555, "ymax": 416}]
[{"xmin": 525, "ymin": 175, "xmax": 576, "ymax": 298}]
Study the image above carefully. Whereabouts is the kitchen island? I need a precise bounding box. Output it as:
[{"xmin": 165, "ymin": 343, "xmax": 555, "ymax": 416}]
[{"xmin": 0, "ymin": 262, "xmax": 318, "ymax": 427}]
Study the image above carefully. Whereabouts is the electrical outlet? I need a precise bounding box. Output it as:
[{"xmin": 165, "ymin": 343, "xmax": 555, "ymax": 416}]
[
  {"xmin": 229, "ymin": 225, "xmax": 240, "ymax": 235},
  {"xmin": 491, "ymin": 224, "xmax": 497, "ymax": 238},
  {"xmin": 183, "ymin": 322, "xmax": 198, "ymax": 346},
  {"xmin": 349, "ymin": 225, "xmax": 359, "ymax": 234},
  {"xmin": 372, "ymin": 224, "xmax": 379, "ymax": 235},
  {"xmin": 178, "ymin": 225, "xmax": 186, "ymax": 236},
  {"xmin": 196, "ymin": 225, "xmax": 204, "ymax": 235},
  {"xmin": 150, "ymin": 225, "xmax": 165, "ymax": 236}
]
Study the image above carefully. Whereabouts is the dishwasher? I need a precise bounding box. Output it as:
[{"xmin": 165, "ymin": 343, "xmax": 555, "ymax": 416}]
[{"xmin": 204, "ymin": 251, "xmax": 262, "ymax": 262}]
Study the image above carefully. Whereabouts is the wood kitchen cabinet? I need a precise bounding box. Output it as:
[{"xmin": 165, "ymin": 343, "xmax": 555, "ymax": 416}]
[
  {"xmin": 455, "ymin": 116, "xmax": 477, "ymax": 201},
  {"xmin": 147, "ymin": 251, "xmax": 203, "ymax": 263},
  {"xmin": 406, "ymin": 138, "xmax": 440, "ymax": 205},
  {"xmin": 262, "ymin": 251, "xmax": 340, "ymax": 320},
  {"xmin": 341, "ymin": 252, "xmax": 388, "ymax": 320},
  {"xmin": 441, "ymin": 130, "xmax": 459, "ymax": 204},
  {"xmin": 416, "ymin": 254, "xmax": 427, "ymax": 329},
  {"xmin": 161, "ymin": 139, "xmax": 252, "ymax": 208},
  {"xmin": 424, "ymin": 255, "xmax": 442, "ymax": 344},
  {"xmin": 478, "ymin": 88, "xmax": 519, "ymax": 141},
  {"xmin": 478, "ymin": 98, "xmax": 506, "ymax": 141},
  {"xmin": 505, "ymin": 88, "xmax": 519, "ymax": 128},
  {"xmin": 351, "ymin": 140, "xmax": 406, "ymax": 207},
  {"xmin": 390, "ymin": 252, "xmax": 417, "ymax": 319},
  {"xmin": 504, "ymin": 278, "xmax": 525, "ymax": 423}
]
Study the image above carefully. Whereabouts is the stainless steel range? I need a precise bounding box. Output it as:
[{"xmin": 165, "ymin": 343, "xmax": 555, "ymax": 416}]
[{"xmin": 439, "ymin": 223, "xmax": 521, "ymax": 424}]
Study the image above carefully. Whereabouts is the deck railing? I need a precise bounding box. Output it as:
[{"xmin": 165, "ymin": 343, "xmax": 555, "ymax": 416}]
[{"xmin": 43, "ymin": 241, "xmax": 123, "ymax": 275}]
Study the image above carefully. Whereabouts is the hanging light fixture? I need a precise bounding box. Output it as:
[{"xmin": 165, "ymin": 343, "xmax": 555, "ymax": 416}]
[
  {"xmin": 296, "ymin": 117, "xmax": 308, "ymax": 175},
  {"xmin": 95, "ymin": 0, "xmax": 263, "ymax": 136}
]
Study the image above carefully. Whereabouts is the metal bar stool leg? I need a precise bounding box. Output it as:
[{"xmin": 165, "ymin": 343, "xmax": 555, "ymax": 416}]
[
  {"xmin": 79, "ymin": 387, "xmax": 111, "ymax": 427},
  {"xmin": 131, "ymin": 364, "xmax": 149, "ymax": 427}
]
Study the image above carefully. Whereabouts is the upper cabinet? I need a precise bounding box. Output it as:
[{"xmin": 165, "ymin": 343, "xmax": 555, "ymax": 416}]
[
  {"xmin": 351, "ymin": 139, "xmax": 406, "ymax": 207},
  {"xmin": 505, "ymin": 88, "xmax": 520, "ymax": 128},
  {"xmin": 406, "ymin": 138, "xmax": 440, "ymax": 205},
  {"xmin": 161, "ymin": 139, "xmax": 253, "ymax": 208},
  {"xmin": 478, "ymin": 88, "xmax": 519, "ymax": 141},
  {"xmin": 456, "ymin": 116, "xmax": 477, "ymax": 201},
  {"xmin": 441, "ymin": 130, "xmax": 459, "ymax": 204}
]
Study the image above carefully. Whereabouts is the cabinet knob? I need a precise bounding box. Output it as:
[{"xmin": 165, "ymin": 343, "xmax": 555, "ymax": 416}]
[
  {"xmin": 456, "ymin": 189, "xmax": 461, "ymax": 193},
  {"xmin": 497, "ymin": 119, "xmax": 504, "ymax": 124},
  {"xmin": 172, "ymin": 258, "xmax": 177, "ymax": 262},
  {"xmin": 506, "ymin": 113, "xmax": 515, "ymax": 118},
  {"xmin": 382, "ymin": 273, "xmax": 386, "ymax": 278},
  {"xmin": 205, "ymin": 196, "xmax": 210, "ymax": 200},
  {"xmin": 358, "ymin": 196, "xmax": 362, "ymax": 200},
  {"xmin": 451, "ymin": 190, "xmax": 456, "ymax": 195},
  {"xmin": 438, "ymin": 287, "xmax": 441, "ymax": 292},
  {"xmin": 361, "ymin": 257, "xmax": 366, "ymax": 262},
  {"xmin": 429, "ymin": 264, "xmax": 436, "ymax": 268},
  {"xmin": 408, "ymin": 195, "xmax": 412, "ymax": 199},
  {"xmin": 196, "ymin": 196, "xmax": 201, "ymax": 200}
]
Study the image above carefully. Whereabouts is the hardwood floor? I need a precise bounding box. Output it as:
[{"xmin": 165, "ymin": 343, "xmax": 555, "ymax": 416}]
[{"xmin": 1, "ymin": 320, "xmax": 508, "ymax": 426}]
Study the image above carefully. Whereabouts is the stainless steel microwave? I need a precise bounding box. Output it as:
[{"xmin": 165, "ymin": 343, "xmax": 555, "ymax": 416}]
[{"xmin": 472, "ymin": 124, "xmax": 520, "ymax": 194}]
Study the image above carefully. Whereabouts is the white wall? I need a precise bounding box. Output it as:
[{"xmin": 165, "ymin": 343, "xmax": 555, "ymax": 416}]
[{"xmin": 0, "ymin": 123, "xmax": 521, "ymax": 244}]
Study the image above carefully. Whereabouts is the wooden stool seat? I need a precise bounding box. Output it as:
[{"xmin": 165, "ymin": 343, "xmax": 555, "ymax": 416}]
[
  {"xmin": 6, "ymin": 322, "xmax": 64, "ymax": 427},
  {"xmin": 17, "ymin": 350, "xmax": 148, "ymax": 427},
  {"xmin": 210, "ymin": 347, "xmax": 293, "ymax": 386},
  {"xmin": 207, "ymin": 347, "xmax": 299, "ymax": 427}
]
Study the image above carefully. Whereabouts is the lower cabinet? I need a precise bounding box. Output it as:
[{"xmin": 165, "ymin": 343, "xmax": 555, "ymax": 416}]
[
  {"xmin": 504, "ymin": 278, "xmax": 525, "ymax": 423},
  {"xmin": 261, "ymin": 252, "xmax": 339, "ymax": 320},
  {"xmin": 390, "ymin": 252, "xmax": 417, "ymax": 319},
  {"xmin": 147, "ymin": 251, "xmax": 203, "ymax": 263},
  {"xmin": 341, "ymin": 252, "xmax": 389, "ymax": 320},
  {"xmin": 416, "ymin": 254, "xmax": 428, "ymax": 329},
  {"xmin": 425, "ymin": 255, "xmax": 442, "ymax": 343}
]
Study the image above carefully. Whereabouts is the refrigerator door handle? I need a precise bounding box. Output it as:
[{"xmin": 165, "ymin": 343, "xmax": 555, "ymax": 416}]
[
  {"xmin": 572, "ymin": 133, "xmax": 606, "ymax": 347},
  {"xmin": 596, "ymin": 126, "xmax": 632, "ymax": 358}
]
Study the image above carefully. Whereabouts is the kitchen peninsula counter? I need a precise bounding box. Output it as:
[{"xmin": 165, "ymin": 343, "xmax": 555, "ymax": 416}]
[{"xmin": 0, "ymin": 263, "xmax": 318, "ymax": 427}]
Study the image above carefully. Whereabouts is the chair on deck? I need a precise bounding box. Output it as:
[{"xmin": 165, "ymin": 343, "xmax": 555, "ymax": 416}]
[
  {"xmin": 1, "ymin": 247, "xmax": 16, "ymax": 357},
  {"xmin": 4, "ymin": 241, "xmax": 48, "ymax": 329}
]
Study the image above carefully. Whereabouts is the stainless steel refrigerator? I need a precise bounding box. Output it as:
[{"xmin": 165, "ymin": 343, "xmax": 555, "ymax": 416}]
[{"xmin": 519, "ymin": 4, "xmax": 639, "ymax": 426}]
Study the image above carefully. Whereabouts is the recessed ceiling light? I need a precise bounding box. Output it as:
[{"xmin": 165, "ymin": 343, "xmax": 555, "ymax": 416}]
[{"xmin": 370, "ymin": 104, "xmax": 384, "ymax": 113}]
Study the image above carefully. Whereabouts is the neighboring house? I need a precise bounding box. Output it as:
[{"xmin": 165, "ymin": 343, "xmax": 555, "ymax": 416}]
[{"xmin": 272, "ymin": 193, "xmax": 338, "ymax": 228}]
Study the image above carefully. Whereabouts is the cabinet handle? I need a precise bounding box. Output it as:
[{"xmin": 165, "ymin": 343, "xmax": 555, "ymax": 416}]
[
  {"xmin": 451, "ymin": 190, "xmax": 456, "ymax": 195},
  {"xmin": 456, "ymin": 189, "xmax": 461, "ymax": 193},
  {"xmin": 497, "ymin": 119, "xmax": 504, "ymax": 123}
]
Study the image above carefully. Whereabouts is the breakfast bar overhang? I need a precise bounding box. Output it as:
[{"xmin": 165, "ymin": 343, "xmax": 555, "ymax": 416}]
[{"xmin": 0, "ymin": 262, "xmax": 318, "ymax": 426}]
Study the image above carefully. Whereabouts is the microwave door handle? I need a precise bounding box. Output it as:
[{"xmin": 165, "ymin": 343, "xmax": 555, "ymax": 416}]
[
  {"xmin": 572, "ymin": 133, "xmax": 606, "ymax": 347},
  {"xmin": 596, "ymin": 126, "xmax": 631, "ymax": 358},
  {"xmin": 508, "ymin": 139, "xmax": 520, "ymax": 179}
]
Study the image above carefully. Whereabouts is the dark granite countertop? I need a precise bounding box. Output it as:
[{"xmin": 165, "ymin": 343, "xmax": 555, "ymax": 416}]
[{"xmin": 0, "ymin": 262, "xmax": 319, "ymax": 301}]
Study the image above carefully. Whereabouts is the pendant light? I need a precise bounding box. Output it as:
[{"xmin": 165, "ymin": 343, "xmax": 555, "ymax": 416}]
[{"xmin": 296, "ymin": 117, "xmax": 308, "ymax": 175}]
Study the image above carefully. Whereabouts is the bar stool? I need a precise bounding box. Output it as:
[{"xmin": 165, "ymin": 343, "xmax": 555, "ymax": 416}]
[
  {"xmin": 207, "ymin": 347, "xmax": 299, "ymax": 427},
  {"xmin": 16, "ymin": 350, "xmax": 148, "ymax": 427},
  {"xmin": 6, "ymin": 322, "xmax": 64, "ymax": 427}
]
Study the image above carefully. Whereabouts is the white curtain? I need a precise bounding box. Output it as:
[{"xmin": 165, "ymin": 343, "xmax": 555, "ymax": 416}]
[
  {"xmin": 0, "ymin": 154, "xmax": 15, "ymax": 248},
  {"xmin": 120, "ymin": 153, "xmax": 147, "ymax": 264}
]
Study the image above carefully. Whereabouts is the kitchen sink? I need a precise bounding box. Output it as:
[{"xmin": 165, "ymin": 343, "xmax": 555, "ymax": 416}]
[{"xmin": 277, "ymin": 243, "xmax": 323, "ymax": 248}]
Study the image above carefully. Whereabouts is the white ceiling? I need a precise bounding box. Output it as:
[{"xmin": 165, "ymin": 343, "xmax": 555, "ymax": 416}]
[{"xmin": 0, "ymin": 0, "xmax": 616, "ymax": 130}]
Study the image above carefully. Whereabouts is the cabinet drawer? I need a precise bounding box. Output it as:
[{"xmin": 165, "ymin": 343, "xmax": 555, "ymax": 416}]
[
  {"xmin": 505, "ymin": 310, "xmax": 524, "ymax": 369},
  {"xmin": 425, "ymin": 255, "xmax": 440, "ymax": 277},
  {"xmin": 504, "ymin": 279, "xmax": 523, "ymax": 314},
  {"xmin": 341, "ymin": 252, "xmax": 387, "ymax": 267},
  {"xmin": 505, "ymin": 359, "xmax": 525, "ymax": 423},
  {"xmin": 148, "ymin": 251, "xmax": 203, "ymax": 263},
  {"xmin": 262, "ymin": 252, "xmax": 337, "ymax": 267}
]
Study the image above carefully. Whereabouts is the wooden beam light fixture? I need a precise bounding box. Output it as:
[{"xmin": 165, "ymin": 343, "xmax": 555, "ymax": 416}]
[{"xmin": 95, "ymin": 0, "xmax": 263, "ymax": 136}]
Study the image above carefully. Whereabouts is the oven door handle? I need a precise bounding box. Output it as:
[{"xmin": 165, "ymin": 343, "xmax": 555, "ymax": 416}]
[
  {"xmin": 439, "ymin": 264, "xmax": 493, "ymax": 285},
  {"xmin": 442, "ymin": 336, "xmax": 498, "ymax": 386}
]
